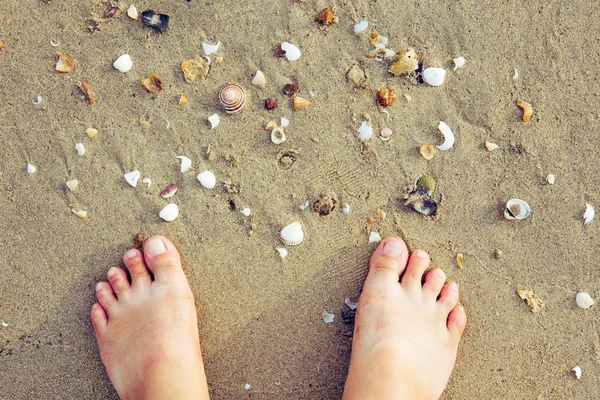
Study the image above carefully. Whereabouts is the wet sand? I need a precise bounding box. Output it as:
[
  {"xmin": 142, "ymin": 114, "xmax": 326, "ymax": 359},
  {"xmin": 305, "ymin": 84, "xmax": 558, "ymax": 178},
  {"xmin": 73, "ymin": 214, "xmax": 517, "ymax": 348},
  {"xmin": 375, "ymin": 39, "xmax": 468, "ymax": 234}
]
[{"xmin": 1, "ymin": 0, "xmax": 600, "ymax": 398}]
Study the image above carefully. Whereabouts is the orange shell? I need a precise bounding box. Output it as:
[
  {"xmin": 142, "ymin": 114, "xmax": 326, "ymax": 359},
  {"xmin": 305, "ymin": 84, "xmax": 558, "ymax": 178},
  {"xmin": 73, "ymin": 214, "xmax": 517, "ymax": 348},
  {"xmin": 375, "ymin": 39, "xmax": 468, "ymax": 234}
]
[
  {"xmin": 292, "ymin": 95, "xmax": 311, "ymax": 111},
  {"xmin": 316, "ymin": 7, "xmax": 334, "ymax": 25},
  {"xmin": 516, "ymin": 99, "xmax": 532, "ymax": 122},
  {"xmin": 376, "ymin": 87, "xmax": 396, "ymax": 107},
  {"xmin": 78, "ymin": 81, "xmax": 97, "ymax": 104},
  {"xmin": 419, "ymin": 144, "xmax": 435, "ymax": 160},
  {"xmin": 56, "ymin": 52, "xmax": 74, "ymax": 73},
  {"xmin": 178, "ymin": 93, "xmax": 187, "ymax": 106},
  {"xmin": 141, "ymin": 73, "xmax": 163, "ymax": 93}
]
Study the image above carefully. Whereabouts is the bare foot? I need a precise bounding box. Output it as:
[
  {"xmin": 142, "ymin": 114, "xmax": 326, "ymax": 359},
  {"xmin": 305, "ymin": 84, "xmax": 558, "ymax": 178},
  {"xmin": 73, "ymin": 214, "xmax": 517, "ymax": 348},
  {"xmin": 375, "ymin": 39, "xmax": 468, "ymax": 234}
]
[
  {"xmin": 343, "ymin": 237, "xmax": 467, "ymax": 400},
  {"xmin": 90, "ymin": 236, "xmax": 209, "ymax": 400}
]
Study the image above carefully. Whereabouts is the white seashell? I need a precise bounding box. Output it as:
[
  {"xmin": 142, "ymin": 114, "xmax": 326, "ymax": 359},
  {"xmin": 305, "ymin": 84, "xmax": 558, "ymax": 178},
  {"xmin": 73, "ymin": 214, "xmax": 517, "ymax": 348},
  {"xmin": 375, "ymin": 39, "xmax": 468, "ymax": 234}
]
[
  {"xmin": 546, "ymin": 174, "xmax": 555, "ymax": 185},
  {"xmin": 299, "ymin": 200, "xmax": 310, "ymax": 210},
  {"xmin": 275, "ymin": 247, "xmax": 288, "ymax": 261},
  {"xmin": 240, "ymin": 208, "xmax": 251, "ymax": 217},
  {"xmin": 176, "ymin": 156, "xmax": 191, "ymax": 173},
  {"xmin": 71, "ymin": 209, "xmax": 88, "ymax": 219},
  {"xmin": 124, "ymin": 170, "xmax": 140, "ymax": 187},
  {"xmin": 280, "ymin": 116, "xmax": 290, "ymax": 128},
  {"xmin": 572, "ymin": 366, "xmax": 582, "ymax": 380},
  {"xmin": 436, "ymin": 121, "xmax": 455, "ymax": 151},
  {"xmin": 75, "ymin": 143, "xmax": 85, "ymax": 156},
  {"xmin": 485, "ymin": 142, "xmax": 499, "ymax": 151},
  {"xmin": 379, "ymin": 127, "xmax": 392, "ymax": 141},
  {"xmin": 280, "ymin": 222, "xmax": 304, "ymax": 246},
  {"xmin": 280, "ymin": 42, "xmax": 301, "ymax": 61},
  {"xmin": 322, "ymin": 311, "xmax": 335, "ymax": 324},
  {"xmin": 374, "ymin": 35, "xmax": 388, "ymax": 49},
  {"xmin": 345, "ymin": 297, "xmax": 358, "ymax": 310},
  {"xmin": 308, "ymin": 90, "xmax": 316, "ymax": 99},
  {"xmin": 368, "ymin": 231, "xmax": 381, "ymax": 243},
  {"xmin": 1, "ymin": 321, "xmax": 8, "ymax": 327},
  {"xmin": 452, "ymin": 57, "xmax": 466, "ymax": 70},
  {"xmin": 49, "ymin": 39, "xmax": 60, "ymax": 47},
  {"xmin": 66, "ymin": 179, "xmax": 79, "ymax": 191},
  {"xmin": 504, "ymin": 198, "xmax": 531, "ymax": 220},
  {"xmin": 208, "ymin": 113, "xmax": 220, "ymax": 129},
  {"xmin": 583, "ymin": 203, "xmax": 595, "ymax": 224},
  {"xmin": 27, "ymin": 163, "xmax": 36, "ymax": 175},
  {"xmin": 576, "ymin": 292, "xmax": 594, "ymax": 310},
  {"xmin": 113, "ymin": 54, "xmax": 132, "ymax": 73},
  {"xmin": 197, "ymin": 171, "xmax": 216, "ymax": 189},
  {"xmin": 218, "ymin": 84, "xmax": 246, "ymax": 115},
  {"xmin": 142, "ymin": 178, "xmax": 152, "ymax": 187},
  {"xmin": 251, "ymin": 70, "xmax": 266, "ymax": 88},
  {"xmin": 423, "ymin": 67, "xmax": 446, "ymax": 87},
  {"xmin": 357, "ymin": 121, "xmax": 373, "ymax": 141},
  {"xmin": 127, "ymin": 4, "xmax": 138, "ymax": 19},
  {"xmin": 353, "ymin": 20, "xmax": 368, "ymax": 34},
  {"xmin": 342, "ymin": 204, "xmax": 351, "ymax": 214},
  {"xmin": 244, "ymin": 384, "xmax": 251, "ymax": 391},
  {"xmin": 33, "ymin": 95, "xmax": 43, "ymax": 105},
  {"xmin": 513, "ymin": 68, "xmax": 519, "ymax": 80},
  {"xmin": 159, "ymin": 203, "xmax": 179, "ymax": 222},
  {"xmin": 202, "ymin": 41, "xmax": 220, "ymax": 55},
  {"xmin": 271, "ymin": 127, "xmax": 286, "ymax": 144}
]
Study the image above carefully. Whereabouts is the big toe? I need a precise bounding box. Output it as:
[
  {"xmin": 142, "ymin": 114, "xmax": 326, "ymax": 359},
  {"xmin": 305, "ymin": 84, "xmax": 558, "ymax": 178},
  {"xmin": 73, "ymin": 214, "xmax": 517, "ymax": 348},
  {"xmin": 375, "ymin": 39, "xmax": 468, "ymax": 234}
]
[
  {"xmin": 143, "ymin": 236, "xmax": 185, "ymax": 284},
  {"xmin": 364, "ymin": 237, "xmax": 409, "ymax": 289}
]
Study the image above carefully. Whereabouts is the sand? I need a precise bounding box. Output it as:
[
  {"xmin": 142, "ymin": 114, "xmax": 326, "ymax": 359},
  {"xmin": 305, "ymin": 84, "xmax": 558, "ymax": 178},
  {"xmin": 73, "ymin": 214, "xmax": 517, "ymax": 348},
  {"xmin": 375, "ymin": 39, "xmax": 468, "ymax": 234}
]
[{"xmin": 1, "ymin": 0, "xmax": 600, "ymax": 398}]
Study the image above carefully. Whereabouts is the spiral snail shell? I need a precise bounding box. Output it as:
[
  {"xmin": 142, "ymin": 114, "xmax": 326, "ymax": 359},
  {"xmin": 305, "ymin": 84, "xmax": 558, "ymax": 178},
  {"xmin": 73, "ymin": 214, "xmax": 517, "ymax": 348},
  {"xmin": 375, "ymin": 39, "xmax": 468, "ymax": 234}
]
[{"xmin": 218, "ymin": 83, "xmax": 246, "ymax": 115}]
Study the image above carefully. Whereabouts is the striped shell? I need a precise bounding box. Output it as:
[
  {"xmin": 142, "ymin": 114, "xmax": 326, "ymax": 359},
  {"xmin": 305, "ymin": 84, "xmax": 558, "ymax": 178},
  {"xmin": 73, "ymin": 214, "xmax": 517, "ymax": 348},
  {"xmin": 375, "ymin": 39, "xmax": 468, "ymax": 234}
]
[{"xmin": 218, "ymin": 84, "xmax": 246, "ymax": 115}]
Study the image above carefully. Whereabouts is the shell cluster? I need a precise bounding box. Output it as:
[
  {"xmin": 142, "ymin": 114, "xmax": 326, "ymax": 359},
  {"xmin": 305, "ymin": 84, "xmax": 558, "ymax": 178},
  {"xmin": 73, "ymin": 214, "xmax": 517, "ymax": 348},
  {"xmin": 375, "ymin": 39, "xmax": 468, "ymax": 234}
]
[{"xmin": 218, "ymin": 84, "xmax": 246, "ymax": 115}]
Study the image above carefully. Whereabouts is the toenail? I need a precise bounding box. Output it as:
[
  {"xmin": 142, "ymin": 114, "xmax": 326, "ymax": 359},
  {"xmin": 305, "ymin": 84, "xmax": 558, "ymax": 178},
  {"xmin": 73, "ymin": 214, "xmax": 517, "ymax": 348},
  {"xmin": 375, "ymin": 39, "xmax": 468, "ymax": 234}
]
[
  {"xmin": 146, "ymin": 238, "xmax": 167, "ymax": 256},
  {"xmin": 382, "ymin": 239, "xmax": 403, "ymax": 256},
  {"xmin": 107, "ymin": 268, "xmax": 117, "ymax": 278},
  {"xmin": 95, "ymin": 283, "xmax": 103, "ymax": 291},
  {"xmin": 124, "ymin": 249, "xmax": 138, "ymax": 259},
  {"xmin": 92, "ymin": 303, "xmax": 98, "ymax": 310},
  {"xmin": 414, "ymin": 250, "xmax": 429, "ymax": 259}
]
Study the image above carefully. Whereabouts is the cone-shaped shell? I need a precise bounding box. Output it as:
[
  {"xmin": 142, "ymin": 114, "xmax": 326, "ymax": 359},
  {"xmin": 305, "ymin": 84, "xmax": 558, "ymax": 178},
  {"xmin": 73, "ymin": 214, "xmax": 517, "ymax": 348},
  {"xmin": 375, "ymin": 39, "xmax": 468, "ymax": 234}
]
[
  {"xmin": 280, "ymin": 221, "xmax": 304, "ymax": 246},
  {"xmin": 218, "ymin": 84, "xmax": 246, "ymax": 114}
]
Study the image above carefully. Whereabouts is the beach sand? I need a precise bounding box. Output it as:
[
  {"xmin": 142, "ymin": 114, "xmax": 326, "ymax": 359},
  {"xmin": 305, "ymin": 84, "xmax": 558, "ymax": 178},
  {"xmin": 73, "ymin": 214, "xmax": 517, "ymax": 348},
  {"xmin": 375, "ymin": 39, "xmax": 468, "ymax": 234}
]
[{"xmin": 1, "ymin": 0, "xmax": 600, "ymax": 398}]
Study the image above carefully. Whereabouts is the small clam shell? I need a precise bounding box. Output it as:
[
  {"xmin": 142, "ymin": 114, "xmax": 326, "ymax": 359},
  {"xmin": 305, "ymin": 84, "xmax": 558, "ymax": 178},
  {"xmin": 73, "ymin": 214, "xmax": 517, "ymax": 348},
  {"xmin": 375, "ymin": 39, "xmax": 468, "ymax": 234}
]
[
  {"xmin": 583, "ymin": 203, "xmax": 595, "ymax": 224},
  {"xmin": 546, "ymin": 174, "xmax": 555, "ymax": 185},
  {"xmin": 280, "ymin": 221, "xmax": 304, "ymax": 246},
  {"xmin": 452, "ymin": 57, "xmax": 466, "ymax": 70},
  {"xmin": 275, "ymin": 247, "xmax": 288, "ymax": 261},
  {"xmin": 513, "ymin": 68, "xmax": 519, "ymax": 80},
  {"xmin": 56, "ymin": 52, "xmax": 74, "ymax": 73},
  {"xmin": 271, "ymin": 127, "xmax": 286, "ymax": 144},
  {"xmin": 342, "ymin": 204, "xmax": 351, "ymax": 214},
  {"xmin": 576, "ymin": 292, "xmax": 594, "ymax": 310},
  {"xmin": 75, "ymin": 143, "xmax": 85, "ymax": 156},
  {"xmin": 504, "ymin": 198, "xmax": 531, "ymax": 220},
  {"xmin": 251, "ymin": 70, "xmax": 266, "ymax": 88},
  {"xmin": 159, "ymin": 203, "xmax": 179, "ymax": 222},
  {"xmin": 379, "ymin": 127, "xmax": 392, "ymax": 141},
  {"xmin": 240, "ymin": 208, "xmax": 251, "ymax": 217},
  {"xmin": 160, "ymin": 183, "xmax": 178, "ymax": 198},
  {"xmin": 376, "ymin": 88, "xmax": 396, "ymax": 107},
  {"xmin": 419, "ymin": 144, "xmax": 435, "ymax": 160},
  {"xmin": 141, "ymin": 73, "xmax": 163, "ymax": 93},
  {"xmin": 66, "ymin": 179, "xmax": 79, "ymax": 191},
  {"xmin": 357, "ymin": 121, "xmax": 373, "ymax": 141},
  {"xmin": 279, "ymin": 42, "xmax": 301, "ymax": 61},
  {"xmin": 86, "ymin": 127, "xmax": 98, "ymax": 138},
  {"xmin": 197, "ymin": 171, "xmax": 216, "ymax": 189},
  {"xmin": 423, "ymin": 67, "xmax": 446, "ymax": 86},
  {"xmin": 113, "ymin": 54, "xmax": 132, "ymax": 73},
  {"xmin": 388, "ymin": 48, "xmax": 418, "ymax": 77},
  {"xmin": 345, "ymin": 297, "xmax": 358, "ymax": 310},
  {"xmin": 485, "ymin": 142, "xmax": 499, "ymax": 151},
  {"xmin": 322, "ymin": 311, "xmax": 335, "ymax": 323},
  {"xmin": 176, "ymin": 156, "xmax": 191, "ymax": 173},
  {"xmin": 218, "ymin": 84, "xmax": 246, "ymax": 115},
  {"xmin": 127, "ymin": 4, "xmax": 138, "ymax": 19},
  {"xmin": 78, "ymin": 81, "xmax": 97, "ymax": 105},
  {"xmin": 436, "ymin": 121, "xmax": 454, "ymax": 151},
  {"xmin": 124, "ymin": 170, "xmax": 141, "ymax": 187},
  {"xmin": 410, "ymin": 198, "xmax": 438, "ymax": 216},
  {"xmin": 71, "ymin": 209, "xmax": 88, "ymax": 219},
  {"xmin": 280, "ymin": 117, "xmax": 290, "ymax": 128}
]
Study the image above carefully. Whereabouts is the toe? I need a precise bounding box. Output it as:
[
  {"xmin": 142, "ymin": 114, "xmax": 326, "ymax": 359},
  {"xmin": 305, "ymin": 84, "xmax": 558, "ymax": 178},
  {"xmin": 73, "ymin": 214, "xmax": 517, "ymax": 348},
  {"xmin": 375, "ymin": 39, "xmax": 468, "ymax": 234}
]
[
  {"xmin": 438, "ymin": 282, "xmax": 459, "ymax": 313},
  {"xmin": 107, "ymin": 267, "xmax": 130, "ymax": 297},
  {"xmin": 123, "ymin": 248, "xmax": 152, "ymax": 287},
  {"xmin": 401, "ymin": 250, "xmax": 430, "ymax": 290},
  {"xmin": 422, "ymin": 268, "xmax": 446, "ymax": 300},
  {"xmin": 447, "ymin": 305, "xmax": 467, "ymax": 344},
  {"xmin": 90, "ymin": 303, "xmax": 108, "ymax": 334},
  {"xmin": 143, "ymin": 236, "xmax": 185, "ymax": 283},
  {"xmin": 96, "ymin": 282, "xmax": 117, "ymax": 312},
  {"xmin": 364, "ymin": 237, "xmax": 409, "ymax": 288}
]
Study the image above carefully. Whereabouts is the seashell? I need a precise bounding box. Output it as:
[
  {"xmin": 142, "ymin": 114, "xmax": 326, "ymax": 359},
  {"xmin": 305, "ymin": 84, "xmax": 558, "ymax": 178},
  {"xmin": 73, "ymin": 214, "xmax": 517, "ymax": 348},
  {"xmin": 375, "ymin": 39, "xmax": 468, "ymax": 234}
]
[
  {"xmin": 546, "ymin": 174, "xmax": 555, "ymax": 185},
  {"xmin": 66, "ymin": 179, "xmax": 79, "ymax": 191},
  {"xmin": 411, "ymin": 198, "xmax": 438, "ymax": 216},
  {"xmin": 368, "ymin": 231, "xmax": 381, "ymax": 243},
  {"xmin": 56, "ymin": 52, "xmax": 74, "ymax": 73},
  {"xmin": 181, "ymin": 57, "xmax": 210, "ymax": 83},
  {"xmin": 113, "ymin": 54, "xmax": 132, "ymax": 73},
  {"xmin": 379, "ymin": 127, "xmax": 392, "ymax": 141},
  {"xmin": 252, "ymin": 70, "xmax": 266, "ymax": 88},
  {"xmin": 280, "ymin": 117, "xmax": 290, "ymax": 128},
  {"xmin": 124, "ymin": 170, "xmax": 141, "ymax": 187},
  {"xmin": 389, "ymin": 48, "xmax": 419, "ymax": 77},
  {"xmin": 572, "ymin": 366, "xmax": 582, "ymax": 380},
  {"xmin": 33, "ymin": 95, "xmax": 43, "ymax": 105},
  {"xmin": 367, "ymin": 216, "xmax": 377, "ymax": 224},
  {"xmin": 127, "ymin": 4, "xmax": 138, "ymax": 19},
  {"xmin": 159, "ymin": 203, "xmax": 179, "ymax": 222},
  {"xmin": 282, "ymin": 83, "xmax": 298, "ymax": 97},
  {"xmin": 404, "ymin": 94, "xmax": 412, "ymax": 103},
  {"xmin": 504, "ymin": 198, "xmax": 531, "ymax": 220},
  {"xmin": 353, "ymin": 20, "xmax": 368, "ymax": 34},
  {"xmin": 452, "ymin": 57, "xmax": 466, "ymax": 70},
  {"xmin": 75, "ymin": 143, "xmax": 85, "ymax": 156},
  {"xmin": 265, "ymin": 98, "xmax": 278, "ymax": 110},
  {"xmin": 78, "ymin": 81, "xmax": 97, "ymax": 104},
  {"xmin": 49, "ymin": 39, "xmax": 60, "ymax": 47},
  {"xmin": 313, "ymin": 194, "xmax": 337, "ymax": 216},
  {"xmin": 512, "ymin": 68, "xmax": 519, "ymax": 80},
  {"xmin": 244, "ymin": 384, "xmax": 251, "ymax": 391},
  {"xmin": 280, "ymin": 222, "xmax": 304, "ymax": 246},
  {"xmin": 345, "ymin": 297, "xmax": 358, "ymax": 310},
  {"xmin": 277, "ymin": 42, "xmax": 301, "ymax": 61},
  {"xmin": 322, "ymin": 311, "xmax": 335, "ymax": 323},
  {"xmin": 178, "ymin": 93, "xmax": 187, "ymax": 106},
  {"xmin": 583, "ymin": 203, "xmax": 594, "ymax": 224},
  {"xmin": 299, "ymin": 200, "xmax": 310, "ymax": 210},
  {"xmin": 202, "ymin": 41, "xmax": 220, "ymax": 56},
  {"xmin": 208, "ymin": 113, "xmax": 220, "ymax": 129},
  {"xmin": 404, "ymin": 176, "xmax": 438, "ymax": 216},
  {"xmin": 342, "ymin": 204, "xmax": 351, "ymax": 214},
  {"xmin": 141, "ymin": 73, "xmax": 163, "ymax": 93},
  {"xmin": 265, "ymin": 120, "xmax": 278, "ymax": 131},
  {"xmin": 27, "ymin": 163, "xmax": 36, "ymax": 175},
  {"xmin": 292, "ymin": 95, "xmax": 311, "ymax": 111},
  {"xmin": 368, "ymin": 32, "xmax": 388, "ymax": 49},
  {"xmin": 436, "ymin": 121, "xmax": 455, "ymax": 151},
  {"xmin": 197, "ymin": 171, "xmax": 216, "ymax": 189},
  {"xmin": 419, "ymin": 144, "xmax": 435, "ymax": 160},
  {"xmin": 104, "ymin": 3, "xmax": 121, "ymax": 18},
  {"xmin": 275, "ymin": 247, "xmax": 288, "ymax": 261},
  {"xmin": 240, "ymin": 208, "xmax": 251, "ymax": 217},
  {"xmin": 456, "ymin": 253, "xmax": 464, "ymax": 269},
  {"xmin": 218, "ymin": 84, "xmax": 246, "ymax": 114},
  {"xmin": 383, "ymin": 49, "xmax": 396, "ymax": 59},
  {"xmin": 141, "ymin": 10, "xmax": 169, "ymax": 32},
  {"xmin": 271, "ymin": 127, "xmax": 286, "ymax": 144},
  {"xmin": 376, "ymin": 208, "xmax": 386, "ymax": 219},
  {"xmin": 357, "ymin": 121, "xmax": 373, "ymax": 141},
  {"xmin": 160, "ymin": 183, "xmax": 178, "ymax": 199},
  {"xmin": 516, "ymin": 99, "xmax": 532, "ymax": 122},
  {"xmin": 316, "ymin": 7, "xmax": 334, "ymax": 25},
  {"xmin": 516, "ymin": 289, "xmax": 544, "ymax": 312},
  {"xmin": 176, "ymin": 156, "xmax": 191, "ymax": 173},
  {"xmin": 423, "ymin": 67, "xmax": 446, "ymax": 86},
  {"xmin": 576, "ymin": 292, "xmax": 594, "ymax": 310},
  {"xmin": 142, "ymin": 178, "xmax": 151, "ymax": 187},
  {"xmin": 86, "ymin": 127, "xmax": 98, "ymax": 138},
  {"xmin": 71, "ymin": 209, "xmax": 88, "ymax": 219},
  {"xmin": 376, "ymin": 88, "xmax": 396, "ymax": 107},
  {"xmin": 485, "ymin": 142, "xmax": 499, "ymax": 151}
]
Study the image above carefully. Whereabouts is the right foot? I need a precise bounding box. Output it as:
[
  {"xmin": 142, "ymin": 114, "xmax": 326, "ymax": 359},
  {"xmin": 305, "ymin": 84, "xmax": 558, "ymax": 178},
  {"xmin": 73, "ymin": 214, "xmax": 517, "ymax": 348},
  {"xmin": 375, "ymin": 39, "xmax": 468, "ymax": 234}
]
[
  {"xmin": 343, "ymin": 237, "xmax": 467, "ymax": 400},
  {"xmin": 90, "ymin": 235, "xmax": 210, "ymax": 400}
]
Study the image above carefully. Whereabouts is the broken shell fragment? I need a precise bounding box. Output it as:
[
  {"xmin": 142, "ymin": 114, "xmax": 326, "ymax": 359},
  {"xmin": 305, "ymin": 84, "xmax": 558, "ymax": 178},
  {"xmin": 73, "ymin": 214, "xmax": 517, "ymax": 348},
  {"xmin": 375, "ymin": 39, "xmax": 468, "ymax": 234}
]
[
  {"xmin": 345, "ymin": 297, "xmax": 358, "ymax": 310},
  {"xmin": 313, "ymin": 194, "xmax": 337, "ymax": 216},
  {"xmin": 265, "ymin": 120, "xmax": 278, "ymax": 131},
  {"xmin": 322, "ymin": 311, "xmax": 335, "ymax": 323},
  {"xmin": 452, "ymin": 57, "xmax": 466, "ymax": 70},
  {"xmin": 379, "ymin": 127, "xmax": 392, "ymax": 141},
  {"xmin": 160, "ymin": 183, "xmax": 178, "ymax": 199},
  {"xmin": 576, "ymin": 292, "xmax": 594, "ymax": 310},
  {"xmin": 86, "ymin": 127, "xmax": 98, "ymax": 138},
  {"xmin": 178, "ymin": 93, "xmax": 187, "ymax": 106},
  {"xmin": 504, "ymin": 198, "xmax": 531, "ymax": 220},
  {"xmin": 516, "ymin": 99, "xmax": 533, "ymax": 122},
  {"xmin": 376, "ymin": 87, "xmax": 396, "ymax": 107},
  {"xmin": 280, "ymin": 221, "xmax": 304, "ymax": 246},
  {"xmin": 218, "ymin": 84, "xmax": 246, "ymax": 114},
  {"xmin": 197, "ymin": 171, "xmax": 216, "ymax": 189},
  {"xmin": 142, "ymin": 178, "xmax": 151, "ymax": 187},
  {"xmin": 583, "ymin": 203, "xmax": 595, "ymax": 224},
  {"xmin": 27, "ymin": 163, "xmax": 36, "ymax": 175},
  {"xmin": 265, "ymin": 98, "xmax": 278, "ymax": 110},
  {"xmin": 74, "ymin": 143, "xmax": 85, "ymax": 156},
  {"xmin": 368, "ymin": 231, "xmax": 381, "ymax": 243},
  {"xmin": 422, "ymin": 67, "xmax": 446, "ymax": 86},
  {"xmin": 208, "ymin": 113, "xmax": 220, "ymax": 129},
  {"xmin": 292, "ymin": 95, "xmax": 311, "ymax": 111},
  {"xmin": 517, "ymin": 289, "xmax": 544, "ymax": 312},
  {"xmin": 485, "ymin": 142, "xmax": 499, "ymax": 151},
  {"xmin": 357, "ymin": 121, "xmax": 373, "ymax": 141},
  {"xmin": 71, "ymin": 209, "xmax": 89, "ymax": 219},
  {"xmin": 572, "ymin": 366, "xmax": 582, "ymax": 380},
  {"xmin": 140, "ymin": 10, "xmax": 169, "ymax": 32},
  {"xmin": 368, "ymin": 32, "xmax": 388, "ymax": 49},
  {"xmin": 176, "ymin": 156, "xmax": 191, "ymax": 173},
  {"xmin": 353, "ymin": 20, "xmax": 368, "ymax": 34},
  {"xmin": 66, "ymin": 179, "xmax": 79, "ymax": 191},
  {"xmin": 419, "ymin": 144, "xmax": 435, "ymax": 160},
  {"xmin": 240, "ymin": 208, "xmax": 251, "ymax": 217},
  {"xmin": 251, "ymin": 70, "xmax": 266, "ymax": 88},
  {"xmin": 181, "ymin": 57, "xmax": 210, "ymax": 83},
  {"xmin": 316, "ymin": 7, "xmax": 334, "ymax": 25},
  {"xmin": 141, "ymin": 73, "xmax": 163, "ymax": 93},
  {"xmin": 404, "ymin": 176, "xmax": 438, "ymax": 216},
  {"xmin": 78, "ymin": 81, "xmax": 97, "ymax": 104},
  {"xmin": 513, "ymin": 68, "xmax": 519, "ymax": 80},
  {"xmin": 342, "ymin": 204, "xmax": 351, "ymax": 214},
  {"xmin": 127, "ymin": 4, "xmax": 138, "ymax": 19},
  {"xmin": 283, "ymin": 83, "xmax": 298, "ymax": 97},
  {"xmin": 277, "ymin": 42, "xmax": 301, "ymax": 61},
  {"xmin": 436, "ymin": 121, "xmax": 455, "ymax": 151},
  {"xmin": 202, "ymin": 42, "xmax": 220, "ymax": 56},
  {"xmin": 456, "ymin": 253, "xmax": 464, "ymax": 269},
  {"xmin": 271, "ymin": 127, "xmax": 286, "ymax": 144},
  {"xmin": 159, "ymin": 203, "xmax": 179, "ymax": 222},
  {"xmin": 275, "ymin": 247, "xmax": 288, "ymax": 261},
  {"xmin": 124, "ymin": 170, "xmax": 141, "ymax": 187},
  {"xmin": 389, "ymin": 48, "xmax": 419, "ymax": 76},
  {"xmin": 113, "ymin": 54, "xmax": 132, "ymax": 73},
  {"xmin": 56, "ymin": 52, "xmax": 74, "ymax": 73},
  {"xmin": 33, "ymin": 95, "xmax": 43, "ymax": 105},
  {"xmin": 546, "ymin": 174, "xmax": 555, "ymax": 185}
]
